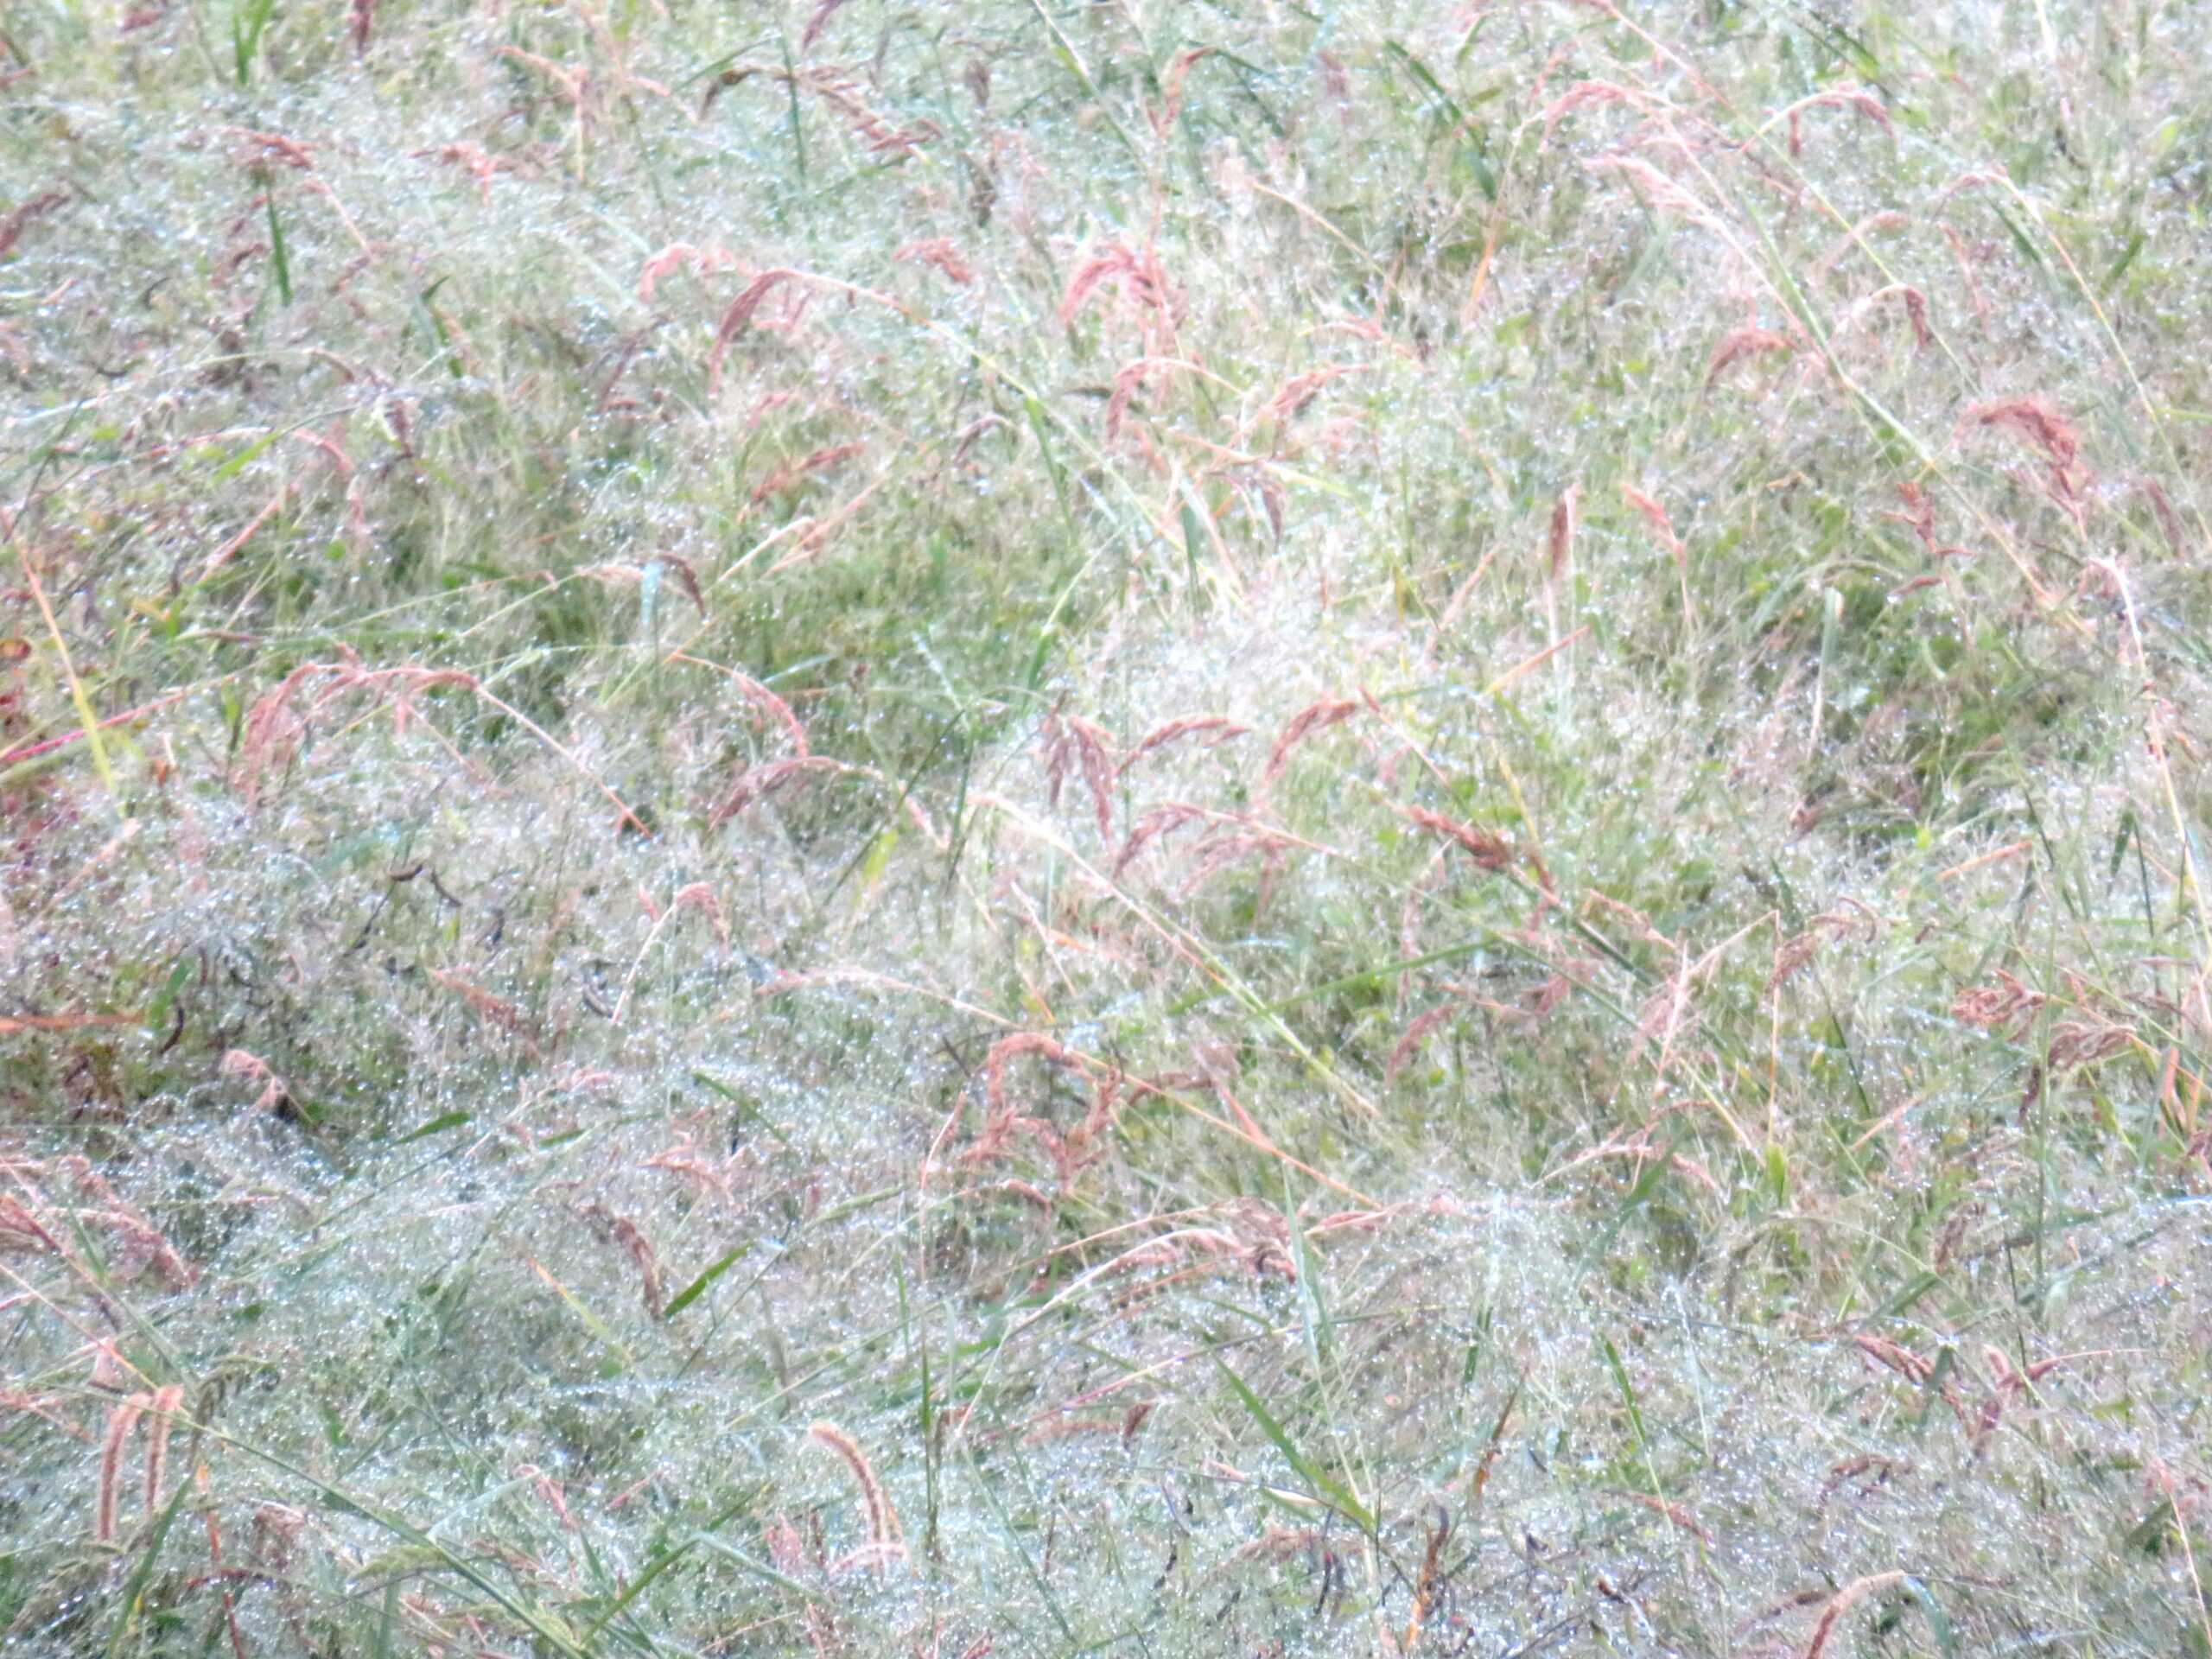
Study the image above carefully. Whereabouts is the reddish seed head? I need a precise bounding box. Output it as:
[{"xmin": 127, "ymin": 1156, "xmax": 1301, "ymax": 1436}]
[
  {"xmin": 1386, "ymin": 1001, "xmax": 1460, "ymax": 1084},
  {"xmin": 806, "ymin": 1421, "xmax": 902, "ymax": 1562},
  {"xmin": 95, "ymin": 1398, "xmax": 146, "ymax": 1544},
  {"xmin": 1897, "ymin": 286, "xmax": 1932, "ymax": 350},
  {"xmin": 1395, "ymin": 804, "xmax": 1513, "ymax": 870},
  {"xmin": 893, "ymin": 236, "xmax": 974, "ymax": 285},
  {"xmin": 1154, "ymin": 47, "xmax": 1212, "ymax": 136},
  {"xmin": 751, "ymin": 442, "xmax": 863, "ymax": 504},
  {"xmin": 797, "ymin": 0, "xmax": 847, "ymax": 52},
  {"xmin": 1121, "ymin": 715, "xmax": 1249, "ymax": 773},
  {"xmin": 1263, "ymin": 698, "xmax": 1360, "ymax": 780},
  {"xmin": 1060, "ymin": 247, "xmax": 1136, "ymax": 328},
  {"xmin": 1547, "ymin": 487, "xmax": 1578, "ymax": 582},
  {"xmin": 705, "ymin": 269, "xmax": 797, "ymax": 388},
  {"xmin": 1706, "ymin": 327, "xmax": 1793, "ymax": 388},
  {"xmin": 1116, "ymin": 801, "xmax": 1207, "ymax": 874},
  {"xmin": 2141, "ymin": 480, "xmax": 2185, "ymax": 556},
  {"xmin": 709, "ymin": 753, "xmax": 841, "ymax": 830},
  {"xmin": 1803, "ymin": 1573, "xmax": 1910, "ymax": 1659},
  {"xmin": 1974, "ymin": 398, "xmax": 2078, "ymax": 470}
]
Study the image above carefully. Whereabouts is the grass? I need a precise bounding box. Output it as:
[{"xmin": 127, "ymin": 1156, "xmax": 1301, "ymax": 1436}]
[{"xmin": 3, "ymin": 0, "xmax": 2212, "ymax": 1652}]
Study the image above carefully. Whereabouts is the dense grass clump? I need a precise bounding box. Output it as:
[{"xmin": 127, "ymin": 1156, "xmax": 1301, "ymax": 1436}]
[{"xmin": 4, "ymin": 0, "xmax": 2212, "ymax": 1652}]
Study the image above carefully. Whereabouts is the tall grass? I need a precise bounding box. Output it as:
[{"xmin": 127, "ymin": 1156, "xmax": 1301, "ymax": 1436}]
[{"xmin": 3, "ymin": 0, "xmax": 2212, "ymax": 1653}]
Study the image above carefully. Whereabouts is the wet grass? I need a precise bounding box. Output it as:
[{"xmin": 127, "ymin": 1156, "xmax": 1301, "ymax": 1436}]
[{"xmin": 4, "ymin": 0, "xmax": 2212, "ymax": 1653}]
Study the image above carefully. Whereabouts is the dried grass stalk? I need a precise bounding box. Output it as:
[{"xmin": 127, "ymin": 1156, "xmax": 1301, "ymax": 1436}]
[
  {"xmin": 807, "ymin": 1421, "xmax": 903, "ymax": 1566},
  {"xmin": 1802, "ymin": 1572, "xmax": 1907, "ymax": 1659},
  {"xmin": 96, "ymin": 1396, "xmax": 146, "ymax": 1543},
  {"xmin": 142, "ymin": 1384, "xmax": 184, "ymax": 1517},
  {"xmin": 0, "ymin": 190, "xmax": 68, "ymax": 262}
]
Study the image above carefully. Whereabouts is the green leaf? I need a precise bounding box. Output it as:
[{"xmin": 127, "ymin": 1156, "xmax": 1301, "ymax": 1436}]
[
  {"xmin": 639, "ymin": 557, "xmax": 662, "ymax": 644},
  {"xmin": 2102, "ymin": 226, "xmax": 2145, "ymax": 293},
  {"xmin": 1216, "ymin": 1360, "xmax": 1373, "ymax": 1532},
  {"xmin": 690, "ymin": 1533, "xmax": 830, "ymax": 1605},
  {"xmin": 372, "ymin": 1579, "xmax": 398, "ymax": 1659},
  {"xmin": 143, "ymin": 957, "xmax": 189, "ymax": 1036},
  {"xmin": 1459, "ymin": 1306, "xmax": 1491, "ymax": 1389},
  {"xmin": 526, "ymin": 1256, "xmax": 633, "ymax": 1373},
  {"xmin": 1988, "ymin": 200, "xmax": 2051, "ymax": 278},
  {"xmin": 663, "ymin": 1242, "xmax": 750, "ymax": 1318},
  {"xmin": 1020, "ymin": 393, "xmax": 1072, "ymax": 529},
  {"xmin": 1869, "ymin": 1272, "xmax": 1942, "ymax": 1323},
  {"xmin": 1020, "ymin": 0, "xmax": 1138, "ymax": 157},
  {"xmin": 1282, "ymin": 1177, "xmax": 1333, "ymax": 1376},
  {"xmin": 777, "ymin": 35, "xmax": 807, "ymax": 180},
  {"xmin": 265, "ymin": 191, "xmax": 292, "ymax": 304},
  {"xmin": 1383, "ymin": 40, "xmax": 1461, "ymax": 124},
  {"xmin": 1599, "ymin": 1128, "xmax": 1682, "ymax": 1252},
  {"xmin": 232, "ymin": 0, "xmax": 276, "ymax": 85},
  {"xmin": 106, "ymin": 1476, "xmax": 191, "ymax": 1657},
  {"xmin": 578, "ymin": 1531, "xmax": 697, "ymax": 1637},
  {"xmin": 811, "ymin": 1185, "xmax": 898, "ymax": 1225},
  {"xmin": 1179, "ymin": 499, "xmax": 1208, "ymax": 582},
  {"xmin": 392, "ymin": 1110, "xmax": 469, "ymax": 1145},
  {"xmin": 1601, "ymin": 1336, "xmax": 1649, "ymax": 1456},
  {"xmin": 1912, "ymin": 1344, "xmax": 1957, "ymax": 1437},
  {"xmin": 209, "ymin": 430, "xmax": 279, "ymax": 482},
  {"xmin": 860, "ymin": 823, "xmax": 898, "ymax": 887},
  {"xmin": 1898, "ymin": 1576, "xmax": 1957, "ymax": 1657},
  {"xmin": 691, "ymin": 1071, "xmax": 794, "ymax": 1148}
]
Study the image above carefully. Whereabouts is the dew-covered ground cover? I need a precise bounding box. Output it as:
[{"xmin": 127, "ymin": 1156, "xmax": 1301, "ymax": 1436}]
[{"xmin": 3, "ymin": 0, "xmax": 2212, "ymax": 1651}]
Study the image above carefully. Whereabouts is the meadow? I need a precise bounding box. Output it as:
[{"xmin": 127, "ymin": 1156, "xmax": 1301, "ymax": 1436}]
[{"xmin": 3, "ymin": 0, "xmax": 2211, "ymax": 1652}]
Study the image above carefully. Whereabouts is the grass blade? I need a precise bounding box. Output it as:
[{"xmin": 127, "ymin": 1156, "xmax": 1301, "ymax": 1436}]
[
  {"xmin": 663, "ymin": 1242, "xmax": 750, "ymax": 1318},
  {"xmin": 1216, "ymin": 1360, "xmax": 1372, "ymax": 1533}
]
